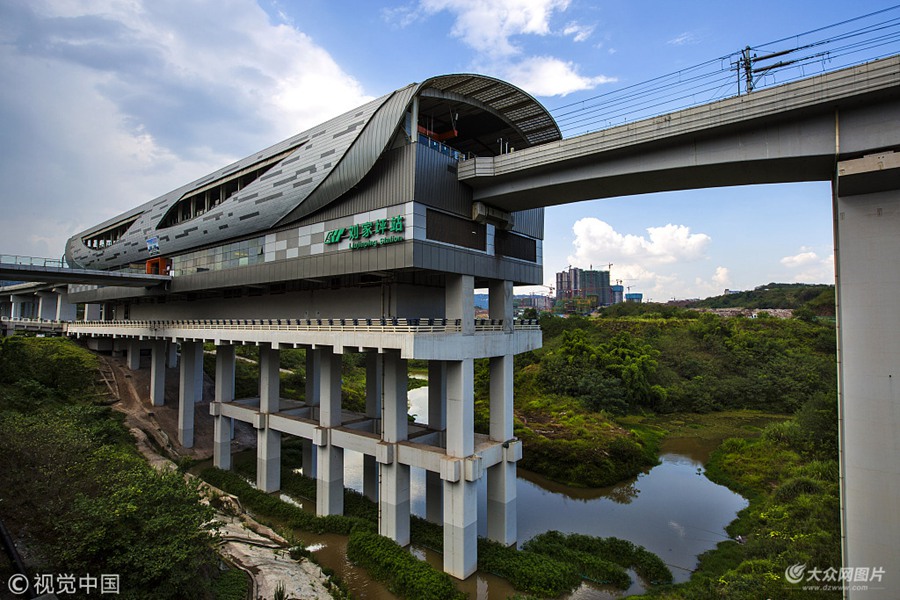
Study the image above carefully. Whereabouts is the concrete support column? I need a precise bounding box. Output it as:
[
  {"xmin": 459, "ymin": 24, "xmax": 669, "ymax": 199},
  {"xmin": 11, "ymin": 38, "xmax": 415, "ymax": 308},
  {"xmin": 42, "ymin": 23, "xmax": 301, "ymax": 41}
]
[
  {"xmin": 10, "ymin": 295, "xmax": 26, "ymax": 320},
  {"xmin": 126, "ymin": 339, "xmax": 141, "ymax": 371},
  {"xmin": 316, "ymin": 348, "xmax": 343, "ymax": 516},
  {"xmin": 364, "ymin": 352, "xmax": 383, "ymax": 502},
  {"xmin": 149, "ymin": 340, "xmax": 166, "ymax": 407},
  {"xmin": 36, "ymin": 292, "xmax": 55, "ymax": 321},
  {"xmin": 446, "ymin": 274, "xmax": 475, "ymax": 335},
  {"xmin": 213, "ymin": 345, "xmax": 235, "ymax": 470},
  {"xmin": 489, "ymin": 279, "xmax": 514, "ymax": 333},
  {"xmin": 303, "ymin": 348, "xmax": 321, "ymax": 479},
  {"xmin": 177, "ymin": 341, "xmax": 201, "ymax": 448},
  {"xmin": 443, "ymin": 358, "xmax": 477, "ymax": 580},
  {"xmin": 53, "ymin": 288, "xmax": 76, "ymax": 321},
  {"xmin": 166, "ymin": 341, "xmax": 178, "ymax": 368},
  {"xmin": 84, "ymin": 303, "xmax": 101, "ymax": 321},
  {"xmin": 257, "ymin": 345, "xmax": 281, "ymax": 492},
  {"xmin": 487, "ymin": 354, "xmax": 516, "ymax": 546},
  {"xmin": 835, "ymin": 155, "xmax": 900, "ymax": 597},
  {"xmin": 379, "ymin": 350, "xmax": 410, "ymax": 546},
  {"xmin": 427, "ymin": 360, "xmax": 447, "ymax": 524},
  {"xmin": 191, "ymin": 342, "xmax": 204, "ymax": 403}
]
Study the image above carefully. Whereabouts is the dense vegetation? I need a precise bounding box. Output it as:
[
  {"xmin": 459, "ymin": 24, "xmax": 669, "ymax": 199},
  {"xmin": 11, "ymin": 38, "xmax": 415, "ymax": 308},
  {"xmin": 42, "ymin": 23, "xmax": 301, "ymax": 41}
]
[
  {"xmin": 0, "ymin": 337, "xmax": 225, "ymax": 599},
  {"xmin": 483, "ymin": 308, "xmax": 836, "ymax": 487},
  {"xmin": 650, "ymin": 393, "xmax": 840, "ymax": 599},
  {"xmin": 686, "ymin": 282, "xmax": 834, "ymax": 315}
]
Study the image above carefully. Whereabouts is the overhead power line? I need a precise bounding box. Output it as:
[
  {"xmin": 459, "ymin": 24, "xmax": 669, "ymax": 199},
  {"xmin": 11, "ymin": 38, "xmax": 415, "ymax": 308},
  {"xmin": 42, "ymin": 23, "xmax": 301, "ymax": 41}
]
[{"xmin": 549, "ymin": 5, "xmax": 900, "ymax": 137}]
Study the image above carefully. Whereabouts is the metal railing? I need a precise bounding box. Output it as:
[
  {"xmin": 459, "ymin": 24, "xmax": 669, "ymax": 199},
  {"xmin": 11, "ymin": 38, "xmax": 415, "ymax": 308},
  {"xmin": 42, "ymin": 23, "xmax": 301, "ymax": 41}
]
[
  {"xmin": 0, "ymin": 254, "xmax": 67, "ymax": 268},
  {"xmin": 67, "ymin": 317, "xmax": 541, "ymax": 333}
]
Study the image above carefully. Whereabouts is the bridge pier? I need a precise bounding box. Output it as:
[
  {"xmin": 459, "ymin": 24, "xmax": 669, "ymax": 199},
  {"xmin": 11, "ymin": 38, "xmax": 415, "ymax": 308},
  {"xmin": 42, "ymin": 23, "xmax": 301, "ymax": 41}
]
[
  {"xmin": 426, "ymin": 360, "xmax": 447, "ymax": 524},
  {"xmin": 316, "ymin": 347, "xmax": 343, "ymax": 516},
  {"xmin": 213, "ymin": 344, "xmax": 235, "ymax": 470},
  {"xmin": 379, "ymin": 350, "xmax": 411, "ymax": 545},
  {"xmin": 149, "ymin": 340, "xmax": 166, "ymax": 407},
  {"xmin": 36, "ymin": 291, "xmax": 56, "ymax": 321},
  {"xmin": 53, "ymin": 287, "xmax": 76, "ymax": 321},
  {"xmin": 443, "ymin": 357, "xmax": 478, "ymax": 580},
  {"xmin": 363, "ymin": 352, "xmax": 382, "ymax": 502},
  {"xmin": 835, "ymin": 153, "xmax": 900, "ymax": 597},
  {"xmin": 177, "ymin": 341, "xmax": 203, "ymax": 448},
  {"xmin": 256, "ymin": 344, "xmax": 281, "ymax": 493},
  {"xmin": 126, "ymin": 339, "xmax": 141, "ymax": 371},
  {"xmin": 303, "ymin": 348, "xmax": 320, "ymax": 478}
]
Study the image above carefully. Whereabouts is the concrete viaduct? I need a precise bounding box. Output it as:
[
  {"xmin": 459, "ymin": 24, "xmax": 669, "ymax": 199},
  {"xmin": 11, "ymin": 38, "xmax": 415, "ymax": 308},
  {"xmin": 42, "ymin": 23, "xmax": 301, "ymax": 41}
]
[
  {"xmin": 2, "ymin": 55, "xmax": 898, "ymax": 597},
  {"xmin": 460, "ymin": 55, "xmax": 900, "ymax": 598}
]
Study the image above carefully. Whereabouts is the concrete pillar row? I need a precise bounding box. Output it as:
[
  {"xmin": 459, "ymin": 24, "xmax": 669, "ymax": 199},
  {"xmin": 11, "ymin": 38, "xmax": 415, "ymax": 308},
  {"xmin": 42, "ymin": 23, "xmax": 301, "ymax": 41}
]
[
  {"xmin": 257, "ymin": 345, "xmax": 281, "ymax": 493},
  {"xmin": 364, "ymin": 351, "xmax": 383, "ymax": 502},
  {"xmin": 166, "ymin": 341, "xmax": 178, "ymax": 369},
  {"xmin": 445, "ymin": 274, "xmax": 475, "ymax": 335},
  {"xmin": 213, "ymin": 344, "xmax": 235, "ymax": 470},
  {"xmin": 126, "ymin": 339, "xmax": 141, "ymax": 371},
  {"xmin": 834, "ymin": 154, "xmax": 900, "ymax": 598},
  {"xmin": 443, "ymin": 358, "xmax": 477, "ymax": 580},
  {"xmin": 53, "ymin": 288, "xmax": 76, "ymax": 321},
  {"xmin": 10, "ymin": 295, "xmax": 26, "ymax": 320},
  {"xmin": 302, "ymin": 348, "xmax": 321, "ymax": 479},
  {"xmin": 487, "ymin": 354, "xmax": 516, "ymax": 546},
  {"xmin": 177, "ymin": 341, "xmax": 201, "ymax": 448},
  {"xmin": 489, "ymin": 279, "xmax": 514, "ymax": 333},
  {"xmin": 379, "ymin": 350, "xmax": 410, "ymax": 546},
  {"xmin": 192, "ymin": 342, "xmax": 204, "ymax": 403},
  {"xmin": 36, "ymin": 292, "xmax": 56, "ymax": 321},
  {"xmin": 426, "ymin": 360, "xmax": 447, "ymax": 524},
  {"xmin": 84, "ymin": 303, "xmax": 101, "ymax": 321},
  {"xmin": 316, "ymin": 347, "xmax": 344, "ymax": 516},
  {"xmin": 149, "ymin": 340, "xmax": 166, "ymax": 407}
]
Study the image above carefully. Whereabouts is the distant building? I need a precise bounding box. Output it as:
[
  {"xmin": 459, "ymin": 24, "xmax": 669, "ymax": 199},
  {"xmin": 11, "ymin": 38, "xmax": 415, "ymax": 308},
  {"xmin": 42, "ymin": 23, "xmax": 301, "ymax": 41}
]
[
  {"xmin": 625, "ymin": 292, "xmax": 643, "ymax": 303},
  {"xmin": 555, "ymin": 267, "xmax": 610, "ymax": 306},
  {"xmin": 610, "ymin": 284, "xmax": 624, "ymax": 304},
  {"xmin": 581, "ymin": 269, "xmax": 611, "ymax": 306}
]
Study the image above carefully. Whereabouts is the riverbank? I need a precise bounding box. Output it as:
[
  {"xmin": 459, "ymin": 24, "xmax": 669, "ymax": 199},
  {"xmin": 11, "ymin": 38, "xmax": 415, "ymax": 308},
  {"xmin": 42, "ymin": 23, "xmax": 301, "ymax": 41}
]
[{"xmin": 638, "ymin": 400, "xmax": 841, "ymax": 599}]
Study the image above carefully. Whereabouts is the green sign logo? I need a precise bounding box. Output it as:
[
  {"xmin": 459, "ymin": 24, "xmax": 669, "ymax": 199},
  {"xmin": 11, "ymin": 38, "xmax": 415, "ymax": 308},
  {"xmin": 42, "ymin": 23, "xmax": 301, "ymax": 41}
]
[{"xmin": 325, "ymin": 215, "xmax": 405, "ymax": 249}]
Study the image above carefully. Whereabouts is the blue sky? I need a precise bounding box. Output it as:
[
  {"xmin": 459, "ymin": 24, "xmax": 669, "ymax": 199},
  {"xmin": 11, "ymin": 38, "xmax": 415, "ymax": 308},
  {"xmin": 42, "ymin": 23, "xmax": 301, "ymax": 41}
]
[{"xmin": 1, "ymin": 0, "xmax": 897, "ymax": 300}]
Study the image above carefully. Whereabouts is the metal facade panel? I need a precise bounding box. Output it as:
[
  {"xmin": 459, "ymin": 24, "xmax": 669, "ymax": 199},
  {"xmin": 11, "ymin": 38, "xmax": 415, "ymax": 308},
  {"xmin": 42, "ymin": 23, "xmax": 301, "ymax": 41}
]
[
  {"xmin": 276, "ymin": 84, "xmax": 419, "ymax": 225},
  {"xmin": 66, "ymin": 92, "xmax": 395, "ymax": 270},
  {"xmin": 414, "ymin": 144, "xmax": 472, "ymax": 217},
  {"xmin": 510, "ymin": 207, "xmax": 543, "ymax": 239},
  {"xmin": 65, "ymin": 74, "xmax": 558, "ymax": 274}
]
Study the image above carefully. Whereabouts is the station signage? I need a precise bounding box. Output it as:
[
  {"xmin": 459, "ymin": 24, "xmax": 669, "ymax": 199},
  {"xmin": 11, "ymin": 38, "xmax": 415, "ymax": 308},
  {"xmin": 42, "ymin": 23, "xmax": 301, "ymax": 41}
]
[{"xmin": 324, "ymin": 215, "xmax": 406, "ymax": 250}]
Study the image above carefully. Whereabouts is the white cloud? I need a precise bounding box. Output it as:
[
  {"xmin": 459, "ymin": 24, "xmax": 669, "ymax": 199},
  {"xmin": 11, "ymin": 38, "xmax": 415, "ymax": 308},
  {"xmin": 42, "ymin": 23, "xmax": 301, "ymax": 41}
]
[
  {"xmin": 693, "ymin": 266, "xmax": 733, "ymax": 298},
  {"xmin": 568, "ymin": 218, "xmax": 711, "ymax": 266},
  {"xmin": 780, "ymin": 250, "xmax": 819, "ymax": 268},
  {"xmin": 391, "ymin": 0, "xmax": 613, "ymax": 97},
  {"xmin": 502, "ymin": 56, "xmax": 616, "ymax": 96},
  {"xmin": 564, "ymin": 217, "xmax": 712, "ymax": 300},
  {"xmin": 563, "ymin": 21, "xmax": 594, "ymax": 42},
  {"xmin": 417, "ymin": 0, "xmax": 570, "ymax": 57},
  {"xmin": 781, "ymin": 249, "xmax": 834, "ymax": 283},
  {"xmin": 667, "ymin": 31, "xmax": 697, "ymax": 46},
  {"xmin": 0, "ymin": 0, "xmax": 371, "ymax": 256}
]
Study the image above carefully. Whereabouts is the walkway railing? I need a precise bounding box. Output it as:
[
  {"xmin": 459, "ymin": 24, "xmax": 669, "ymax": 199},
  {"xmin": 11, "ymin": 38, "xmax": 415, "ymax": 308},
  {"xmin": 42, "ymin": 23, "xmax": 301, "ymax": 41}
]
[
  {"xmin": 0, "ymin": 254, "xmax": 67, "ymax": 268},
  {"xmin": 67, "ymin": 317, "xmax": 541, "ymax": 333}
]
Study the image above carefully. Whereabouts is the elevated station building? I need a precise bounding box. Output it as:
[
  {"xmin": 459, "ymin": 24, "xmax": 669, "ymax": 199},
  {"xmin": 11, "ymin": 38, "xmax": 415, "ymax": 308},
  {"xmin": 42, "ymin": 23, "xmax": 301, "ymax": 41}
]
[{"xmin": 57, "ymin": 75, "xmax": 558, "ymax": 579}]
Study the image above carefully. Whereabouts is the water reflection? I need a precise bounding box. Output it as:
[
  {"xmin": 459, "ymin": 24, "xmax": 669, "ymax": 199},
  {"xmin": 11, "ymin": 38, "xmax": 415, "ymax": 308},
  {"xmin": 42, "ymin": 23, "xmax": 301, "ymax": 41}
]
[{"xmin": 215, "ymin": 385, "xmax": 747, "ymax": 600}]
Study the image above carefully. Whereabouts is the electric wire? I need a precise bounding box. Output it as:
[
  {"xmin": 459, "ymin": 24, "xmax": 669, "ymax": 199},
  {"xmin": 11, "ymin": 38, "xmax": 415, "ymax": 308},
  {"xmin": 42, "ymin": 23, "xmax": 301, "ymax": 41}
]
[{"xmin": 549, "ymin": 5, "xmax": 900, "ymax": 137}]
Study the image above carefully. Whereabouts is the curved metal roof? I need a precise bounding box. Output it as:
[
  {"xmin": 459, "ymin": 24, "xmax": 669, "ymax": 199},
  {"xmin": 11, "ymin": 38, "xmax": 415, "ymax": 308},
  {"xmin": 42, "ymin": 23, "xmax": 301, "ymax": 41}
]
[
  {"xmin": 419, "ymin": 74, "xmax": 561, "ymax": 147},
  {"xmin": 66, "ymin": 74, "xmax": 560, "ymax": 270}
]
